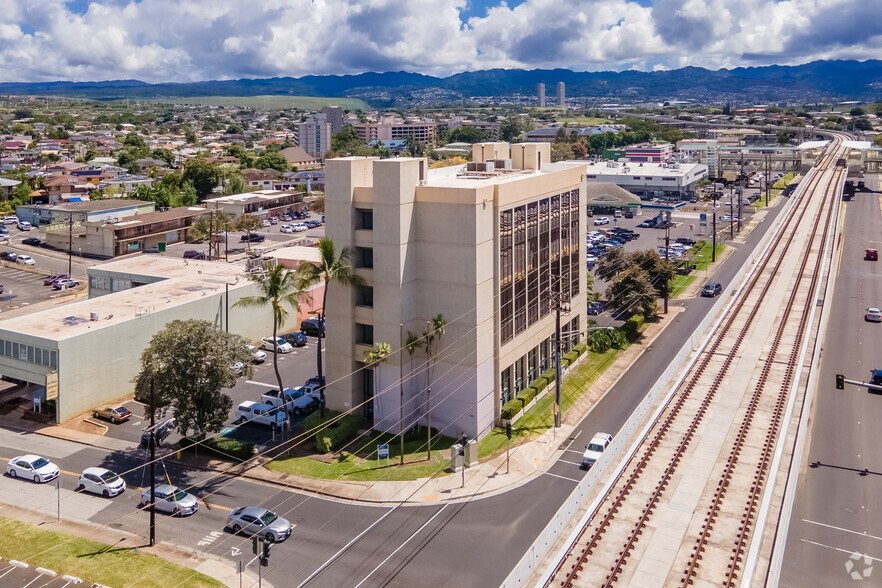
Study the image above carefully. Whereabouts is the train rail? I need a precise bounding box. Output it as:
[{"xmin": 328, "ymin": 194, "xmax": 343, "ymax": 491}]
[{"xmin": 544, "ymin": 137, "xmax": 848, "ymax": 587}]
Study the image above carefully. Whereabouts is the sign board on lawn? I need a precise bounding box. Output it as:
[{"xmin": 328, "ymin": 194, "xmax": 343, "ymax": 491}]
[{"xmin": 377, "ymin": 444, "xmax": 390, "ymax": 467}]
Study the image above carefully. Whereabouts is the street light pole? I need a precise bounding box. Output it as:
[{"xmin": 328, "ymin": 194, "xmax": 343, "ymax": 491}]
[
  {"xmin": 149, "ymin": 379, "xmax": 156, "ymax": 547},
  {"xmin": 399, "ymin": 323, "xmax": 404, "ymax": 467},
  {"xmin": 68, "ymin": 213, "xmax": 73, "ymax": 278}
]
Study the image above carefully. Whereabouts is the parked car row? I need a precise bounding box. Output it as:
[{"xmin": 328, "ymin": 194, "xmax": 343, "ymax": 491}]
[{"xmin": 586, "ymin": 228, "xmax": 640, "ymax": 268}]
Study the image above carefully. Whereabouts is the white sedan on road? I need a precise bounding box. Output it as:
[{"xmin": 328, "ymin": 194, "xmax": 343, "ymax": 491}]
[
  {"xmin": 7, "ymin": 454, "xmax": 60, "ymax": 483},
  {"xmin": 77, "ymin": 467, "xmax": 126, "ymax": 497},
  {"xmin": 866, "ymin": 308, "xmax": 882, "ymax": 322},
  {"xmin": 261, "ymin": 337, "xmax": 294, "ymax": 354},
  {"xmin": 16, "ymin": 255, "xmax": 35, "ymax": 265},
  {"xmin": 593, "ymin": 217, "xmax": 610, "ymax": 226}
]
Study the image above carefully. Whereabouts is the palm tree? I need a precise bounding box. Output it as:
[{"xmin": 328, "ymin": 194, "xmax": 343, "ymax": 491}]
[
  {"xmin": 234, "ymin": 264, "xmax": 303, "ymax": 422},
  {"xmin": 423, "ymin": 314, "xmax": 446, "ymax": 460},
  {"xmin": 363, "ymin": 342, "xmax": 391, "ymax": 423},
  {"xmin": 296, "ymin": 238, "xmax": 367, "ymax": 418}
]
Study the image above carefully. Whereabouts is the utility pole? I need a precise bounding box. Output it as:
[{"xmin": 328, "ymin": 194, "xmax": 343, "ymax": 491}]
[
  {"xmin": 550, "ymin": 276, "xmax": 569, "ymax": 429},
  {"xmin": 766, "ymin": 153, "xmax": 771, "ymax": 207},
  {"xmin": 663, "ymin": 225, "xmax": 670, "ymax": 314},
  {"xmin": 149, "ymin": 379, "xmax": 156, "ymax": 547},
  {"xmin": 738, "ymin": 151, "xmax": 745, "ymax": 232},
  {"xmin": 712, "ymin": 211, "xmax": 717, "ymax": 263},
  {"xmin": 729, "ymin": 184, "xmax": 734, "ymax": 240},
  {"xmin": 67, "ymin": 213, "xmax": 73, "ymax": 278},
  {"xmin": 399, "ymin": 323, "xmax": 404, "ymax": 467}
]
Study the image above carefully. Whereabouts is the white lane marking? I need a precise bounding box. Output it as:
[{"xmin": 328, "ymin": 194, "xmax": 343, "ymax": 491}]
[
  {"xmin": 543, "ymin": 471, "xmax": 581, "ymax": 483},
  {"xmin": 562, "ymin": 448, "xmax": 583, "ymax": 455},
  {"xmin": 801, "ymin": 539, "xmax": 882, "ymax": 563},
  {"xmin": 245, "ymin": 380, "xmax": 279, "ymax": 388},
  {"xmin": 803, "ymin": 519, "xmax": 882, "ymax": 542},
  {"xmin": 556, "ymin": 458, "xmax": 583, "ymax": 467},
  {"xmin": 353, "ymin": 504, "xmax": 450, "ymax": 588},
  {"xmin": 297, "ymin": 507, "xmax": 396, "ymax": 588}
]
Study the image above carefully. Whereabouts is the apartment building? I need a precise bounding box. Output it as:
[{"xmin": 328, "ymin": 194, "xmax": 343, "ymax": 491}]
[
  {"xmin": 294, "ymin": 115, "xmax": 333, "ymax": 160},
  {"xmin": 537, "ymin": 83, "xmax": 546, "ymax": 107},
  {"xmin": 351, "ymin": 119, "xmax": 437, "ymax": 147},
  {"xmin": 324, "ymin": 141, "xmax": 587, "ymax": 440}
]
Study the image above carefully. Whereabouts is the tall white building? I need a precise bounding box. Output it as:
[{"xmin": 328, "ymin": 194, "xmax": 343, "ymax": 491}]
[
  {"xmin": 537, "ymin": 83, "xmax": 546, "ymax": 107},
  {"xmin": 295, "ymin": 114, "xmax": 332, "ymax": 161},
  {"xmin": 324, "ymin": 142, "xmax": 587, "ymax": 439},
  {"xmin": 557, "ymin": 82, "xmax": 566, "ymax": 107}
]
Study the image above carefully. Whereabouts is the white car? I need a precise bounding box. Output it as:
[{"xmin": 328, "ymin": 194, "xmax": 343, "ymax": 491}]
[
  {"xmin": 16, "ymin": 255, "xmax": 35, "ymax": 265},
  {"xmin": 77, "ymin": 467, "xmax": 126, "ymax": 497},
  {"xmin": 593, "ymin": 217, "xmax": 610, "ymax": 226},
  {"xmin": 247, "ymin": 345, "xmax": 267, "ymax": 363},
  {"xmin": 7, "ymin": 454, "xmax": 59, "ymax": 483},
  {"xmin": 292, "ymin": 223, "xmax": 308, "ymax": 232},
  {"xmin": 866, "ymin": 308, "xmax": 882, "ymax": 322},
  {"xmin": 261, "ymin": 337, "xmax": 294, "ymax": 354},
  {"xmin": 140, "ymin": 485, "xmax": 198, "ymax": 516},
  {"xmin": 262, "ymin": 219, "xmax": 271, "ymax": 227},
  {"xmin": 16, "ymin": 221, "xmax": 31, "ymax": 231},
  {"xmin": 586, "ymin": 255, "xmax": 598, "ymax": 264},
  {"xmin": 280, "ymin": 225, "xmax": 295, "ymax": 234},
  {"xmin": 581, "ymin": 433, "xmax": 612, "ymax": 469}
]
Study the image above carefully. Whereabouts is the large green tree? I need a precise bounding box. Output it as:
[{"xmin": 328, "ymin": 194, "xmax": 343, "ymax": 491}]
[
  {"xmin": 296, "ymin": 238, "xmax": 367, "ymax": 417},
  {"xmin": 255, "ymin": 150, "xmax": 289, "ymax": 173},
  {"xmin": 607, "ymin": 266, "xmax": 658, "ymax": 318},
  {"xmin": 235, "ymin": 265, "xmax": 304, "ymax": 419},
  {"xmin": 134, "ymin": 319, "xmax": 252, "ymax": 439},
  {"xmin": 182, "ymin": 158, "xmax": 221, "ymax": 200}
]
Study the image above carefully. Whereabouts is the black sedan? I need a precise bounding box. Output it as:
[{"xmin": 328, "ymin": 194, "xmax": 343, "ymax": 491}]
[{"xmin": 22, "ymin": 237, "xmax": 41, "ymax": 246}]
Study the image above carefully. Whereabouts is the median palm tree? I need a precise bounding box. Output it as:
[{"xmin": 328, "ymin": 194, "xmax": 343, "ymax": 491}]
[
  {"xmin": 296, "ymin": 238, "xmax": 366, "ymax": 417},
  {"xmin": 234, "ymin": 264, "xmax": 303, "ymax": 420}
]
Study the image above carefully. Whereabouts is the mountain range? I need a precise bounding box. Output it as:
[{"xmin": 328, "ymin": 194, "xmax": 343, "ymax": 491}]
[{"xmin": 2, "ymin": 60, "xmax": 881, "ymax": 106}]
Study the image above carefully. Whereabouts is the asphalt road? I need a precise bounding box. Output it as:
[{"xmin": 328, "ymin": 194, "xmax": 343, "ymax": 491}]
[
  {"xmin": 0, "ymin": 195, "xmax": 788, "ymax": 587},
  {"xmin": 779, "ymin": 179, "xmax": 882, "ymax": 586}
]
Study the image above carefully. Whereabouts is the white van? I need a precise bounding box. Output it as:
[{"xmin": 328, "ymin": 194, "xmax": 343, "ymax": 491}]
[
  {"xmin": 16, "ymin": 221, "xmax": 31, "ymax": 231},
  {"xmin": 3, "ymin": 216, "xmax": 18, "ymax": 225},
  {"xmin": 614, "ymin": 210, "xmax": 623, "ymax": 218},
  {"xmin": 236, "ymin": 401, "xmax": 286, "ymax": 428}
]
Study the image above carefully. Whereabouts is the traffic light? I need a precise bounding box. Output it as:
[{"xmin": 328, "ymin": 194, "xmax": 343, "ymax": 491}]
[
  {"xmin": 836, "ymin": 374, "xmax": 845, "ymax": 390},
  {"xmin": 252, "ymin": 535, "xmax": 260, "ymax": 556},
  {"xmin": 505, "ymin": 422, "xmax": 512, "ymax": 440},
  {"xmin": 262, "ymin": 536, "xmax": 272, "ymax": 559}
]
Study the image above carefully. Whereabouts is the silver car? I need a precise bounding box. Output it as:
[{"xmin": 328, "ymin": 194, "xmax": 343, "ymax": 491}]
[
  {"xmin": 227, "ymin": 506, "xmax": 292, "ymax": 542},
  {"xmin": 140, "ymin": 484, "xmax": 198, "ymax": 516}
]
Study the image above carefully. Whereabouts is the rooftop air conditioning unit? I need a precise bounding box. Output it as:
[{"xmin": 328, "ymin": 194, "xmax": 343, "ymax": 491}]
[{"xmin": 90, "ymin": 312, "xmax": 98, "ymax": 322}]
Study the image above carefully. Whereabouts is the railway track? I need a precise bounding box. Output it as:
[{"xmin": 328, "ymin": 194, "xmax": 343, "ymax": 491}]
[{"xmin": 545, "ymin": 137, "xmax": 848, "ymax": 588}]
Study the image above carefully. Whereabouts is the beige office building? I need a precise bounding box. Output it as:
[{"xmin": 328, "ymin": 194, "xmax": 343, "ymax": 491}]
[{"xmin": 324, "ymin": 142, "xmax": 587, "ymax": 439}]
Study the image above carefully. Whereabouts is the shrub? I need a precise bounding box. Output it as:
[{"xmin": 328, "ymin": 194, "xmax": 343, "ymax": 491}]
[
  {"xmin": 610, "ymin": 329, "xmax": 629, "ymax": 349},
  {"xmin": 542, "ymin": 368, "xmax": 556, "ymax": 384},
  {"xmin": 563, "ymin": 350, "xmax": 579, "ymax": 366},
  {"xmin": 517, "ymin": 386, "xmax": 538, "ymax": 405},
  {"xmin": 573, "ymin": 342, "xmax": 588, "ymax": 356},
  {"xmin": 179, "ymin": 436, "xmax": 254, "ymax": 461},
  {"xmin": 529, "ymin": 376, "xmax": 548, "ymax": 393},
  {"xmin": 305, "ymin": 409, "xmax": 361, "ymax": 453},
  {"xmin": 501, "ymin": 397, "xmax": 524, "ymax": 420},
  {"xmin": 619, "ymin": 314, "xmax": 645, "ymax": 340}
]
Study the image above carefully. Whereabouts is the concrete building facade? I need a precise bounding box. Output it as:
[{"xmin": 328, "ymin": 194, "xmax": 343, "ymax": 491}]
[
  {"xmin": 580, "ymin": 160, "xmax": 708, "ymax": 201},
  {"xmin": 537, "ymin": 83, "xmax": 546, "ymax": 107},
  {"xmin": 557, "ymin": 82, "xmax": 565, "ymax": 107},
  {"xmin": 324, "ymin": 142, "xmax": 586, "ymax": 440}
]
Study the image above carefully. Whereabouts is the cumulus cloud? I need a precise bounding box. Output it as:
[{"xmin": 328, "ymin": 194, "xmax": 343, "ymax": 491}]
[{"xmin": 0, "ymin": 0, "xmax": 876, "ymax": 82}]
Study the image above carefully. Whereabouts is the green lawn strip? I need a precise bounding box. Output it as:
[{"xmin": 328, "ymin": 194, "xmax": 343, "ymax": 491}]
[
  {"xmin": 0, "ymin": 516, "xmax": 222, "ymax": 588},
  {"xmin": 670, "ymin": 274, "xmax": 696, "ymax": 298},
  {"xmin": 689, "ymin": 241, "xmax": 725, "ymax": 271},
  {"xmin": 478, "ymin": 347, "xmax": 623, "ymax": 458},
  {"xmin": 266, "ymin": 429, "xmax": 458, "ymax": 481}
]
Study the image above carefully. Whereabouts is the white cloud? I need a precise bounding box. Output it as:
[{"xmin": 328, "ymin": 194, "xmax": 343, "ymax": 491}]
[{"xmin": 0, "ymin": 0, "xmax": 875, "ymax": 82}]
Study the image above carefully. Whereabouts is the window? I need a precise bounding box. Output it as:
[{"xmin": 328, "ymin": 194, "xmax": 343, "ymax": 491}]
[
  {"xmin": 356, "ymin": 208, "xmax": 373, "ymax": 230},
  {"xmin": 355, "ymin": 323, "xmax": 374, "ymax": 345},
  {"xmin": 356, "ymin": 247, "xmax": 374, "ymax": 269},
  {"xmin": 356, "ymin": 286, "xmax": 374, "ymax": 307}
]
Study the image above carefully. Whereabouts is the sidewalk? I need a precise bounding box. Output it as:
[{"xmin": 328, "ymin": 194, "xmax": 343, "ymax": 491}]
[{"xmin": 0, "ymin": 306, "xmax": 681, "ymax": 507}]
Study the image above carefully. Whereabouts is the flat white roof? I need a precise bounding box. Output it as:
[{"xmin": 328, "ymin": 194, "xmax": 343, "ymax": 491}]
[
  {"xmin": 798, "ymin": 140, "xmax": 830, "ymax": 150},
  {"xmin": 0, "ymin": 256, "xmax": 250, "ymax": 341},
  {"xmin": 203, "ymin": 190, "xmax": 300, "ymax": 204},
  {"xmin": 843, "ymin": 140, "xmax": 872, "ymax": 150}
]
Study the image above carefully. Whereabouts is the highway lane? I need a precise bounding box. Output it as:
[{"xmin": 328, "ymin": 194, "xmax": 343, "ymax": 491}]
[
  {"xmin": 0, "ymin": 197, "xmax": 789, "ymax": 587},
  {"xmin": 779, "ymin": 178, "xmax": 882, "ymax": 586}
]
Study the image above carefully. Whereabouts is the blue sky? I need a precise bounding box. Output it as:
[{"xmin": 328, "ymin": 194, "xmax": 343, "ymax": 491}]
[{"xmin": 0, "ymin": 0, "xmax": 878, "ymax": 83}]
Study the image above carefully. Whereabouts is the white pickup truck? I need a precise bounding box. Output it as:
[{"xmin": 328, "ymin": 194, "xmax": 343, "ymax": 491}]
[
  {"xmin": 236, "ymin": 401, "xmax": 286, "ymax": 428},
  {"xmin": 581, "ymin": 432, "xmax": 612, "ymax": 469}
]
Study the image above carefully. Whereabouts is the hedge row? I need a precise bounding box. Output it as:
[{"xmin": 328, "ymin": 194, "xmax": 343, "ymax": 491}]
[
  {"xmin": 501, "ymin": 397, "xmax": 524, "ymax": 421},
  {"xmin": 517, "ymin": 386, "xmax": 538, "ymax": 406},
  {"xmin": 179, "ymin": 436, "xmax": 255, "ymax": 461},
  {"xmin": 618, "ymin": 315, "xmax": 645, "ymax": 341},
  {"xmin": 305, "ymin": 409, "xmax": 361, "ymax": 453}
]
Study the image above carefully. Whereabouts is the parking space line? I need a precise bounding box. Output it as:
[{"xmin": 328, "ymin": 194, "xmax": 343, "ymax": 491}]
[
  {"xmin": 245, "ymin": 380, "xmax": 278, "ymax": 388},
  {"xmin": 803, "ymin": 519, "xmax": 882, "ymax": 542},
  {"xmin": 801, "ymin": 538, "xmax": 882, "ymax": 563},
  {"xmin": 556, "ymin": 458, "xmax": 582, "ymax": 467},
  {"xmin": 543, "ymin": 471, "xmax": 581, "ymax": 483}
]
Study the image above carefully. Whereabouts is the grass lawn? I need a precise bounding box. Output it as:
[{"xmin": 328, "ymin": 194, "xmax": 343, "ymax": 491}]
[
  {"xmin": 0, "ymin": 516, "xmax": 222, "ymax": 588},
  {"xmin": 556, "ymin": 116, "xmax": 611, "ymax": 125},
  {"xmin": 478, "ymin": 346, "xmax": 623, "ymax": 459},
  {"xmin": 266, "ymin": 429, "xmax": 458, "ymax": 481},
  {"xmin": 142, "ymin": 95, "xmax": 368, "ymax": 111},
  {"xmin": 670, "ymin": 240, "xmax": 725, "ymax": 298}
]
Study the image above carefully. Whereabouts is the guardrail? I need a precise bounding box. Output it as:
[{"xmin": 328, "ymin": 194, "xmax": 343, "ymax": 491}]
[{"xmin": 500, "ymin": 184, "xmax": 803, "ymax": 588}]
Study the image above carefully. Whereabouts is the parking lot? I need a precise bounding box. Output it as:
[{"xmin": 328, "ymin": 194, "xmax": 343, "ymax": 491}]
[
  {"xmin": 100, "ymin": 330, "xmax": 326, "ymax": 450},
  {"xmin": 0, "ymin": 264, "xmax": 72, "ymax": 310}
]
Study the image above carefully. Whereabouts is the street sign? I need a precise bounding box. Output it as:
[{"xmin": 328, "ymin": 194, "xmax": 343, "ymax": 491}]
[
  {"xmin": 45, "ymin": 372, "xmax": 58, "ymax": 401},
  {"xmin": 377, "ymin": 444, "xmax": 390, "ymax": 458}
]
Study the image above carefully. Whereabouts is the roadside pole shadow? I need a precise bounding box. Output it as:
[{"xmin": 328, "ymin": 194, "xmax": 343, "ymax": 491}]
[{"xmin": 809, "ymin": 461, "xmax": 881, "ymax": 477}]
